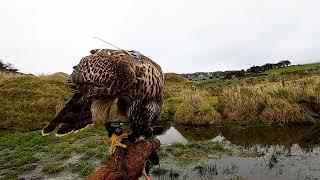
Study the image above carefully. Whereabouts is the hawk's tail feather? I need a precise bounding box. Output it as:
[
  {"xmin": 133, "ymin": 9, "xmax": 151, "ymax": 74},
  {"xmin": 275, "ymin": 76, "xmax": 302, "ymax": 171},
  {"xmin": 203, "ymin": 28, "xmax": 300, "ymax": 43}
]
[
  {"xmin": 55, "ymin": 120, "xmax": 93, "ymax": 137},
  {"xmin": 42, "ymin": 121, "xmax": 58, "ymax": 136},
  {"xmin": 55, "ymin": 123, "xmax": 74, "ymax": 137},
  {"xmin": 42, "ymin": 93, "xmax": 93, "ymax": 136}
]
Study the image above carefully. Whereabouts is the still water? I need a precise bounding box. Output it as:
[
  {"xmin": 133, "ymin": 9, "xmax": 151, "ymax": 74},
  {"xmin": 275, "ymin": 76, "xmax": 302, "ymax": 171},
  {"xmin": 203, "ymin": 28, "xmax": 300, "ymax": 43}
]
[{"xmin": 153, "ymin": 125, "xmax": 320, "ymax": 179}]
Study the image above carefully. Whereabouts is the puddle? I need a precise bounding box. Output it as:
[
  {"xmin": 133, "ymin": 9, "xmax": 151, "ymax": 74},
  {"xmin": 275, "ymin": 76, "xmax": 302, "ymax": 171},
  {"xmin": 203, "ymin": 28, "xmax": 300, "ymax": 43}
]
[
  {"xmin": 156, "ymin": 126, "xmax": 187, "ymax": 145},
  {"xmin": 154, "ymin": 125, "xmax": 320, "ymax": 179},
  {"xmin": 157, "ymin": 125, "xmax": 320, "ymax": 147}
]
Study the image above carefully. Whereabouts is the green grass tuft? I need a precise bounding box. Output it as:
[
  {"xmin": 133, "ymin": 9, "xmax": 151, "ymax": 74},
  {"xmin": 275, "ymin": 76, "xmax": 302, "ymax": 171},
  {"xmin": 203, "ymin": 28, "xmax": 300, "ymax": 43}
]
[
  {"xmin": 0, "ymin": 126, "xmax": 110, "ymax": 179},
  {"xmin": 69, "ymin": 162, "xmax": 96, "ymax": 177},
  {"xmin": 43, "ymin": 162, "xmax": 64, "ymax": 174},
  {"xmin": 160, "ymin": 141, "xmax": 231, "ymax": 164}
]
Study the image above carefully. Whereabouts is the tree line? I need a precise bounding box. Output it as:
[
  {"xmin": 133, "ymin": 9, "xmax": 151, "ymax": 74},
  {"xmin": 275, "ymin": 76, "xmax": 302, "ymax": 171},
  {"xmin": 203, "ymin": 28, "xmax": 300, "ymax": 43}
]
[
  {"xmin": 182, "ymin": 60, "xmax": 292, "ymax": 80},
  {"xmin": 246, "ymin": 60, "xmax": 291, "ymax": 73}
]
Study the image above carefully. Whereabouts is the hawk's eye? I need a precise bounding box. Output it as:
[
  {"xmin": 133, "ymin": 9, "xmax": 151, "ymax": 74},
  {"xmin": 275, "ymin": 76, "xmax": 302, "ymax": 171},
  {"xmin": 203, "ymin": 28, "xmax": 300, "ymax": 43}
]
[{"xmin": 90, "ymin": 49, "xmax": 99, "ymax": 54}]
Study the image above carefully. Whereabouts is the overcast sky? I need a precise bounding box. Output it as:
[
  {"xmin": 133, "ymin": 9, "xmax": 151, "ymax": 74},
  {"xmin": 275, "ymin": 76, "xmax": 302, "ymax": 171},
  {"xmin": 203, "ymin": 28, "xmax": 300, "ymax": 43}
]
[{"xmin": 0, "ymin": 0, "xmax": 320, "ymax": 74}]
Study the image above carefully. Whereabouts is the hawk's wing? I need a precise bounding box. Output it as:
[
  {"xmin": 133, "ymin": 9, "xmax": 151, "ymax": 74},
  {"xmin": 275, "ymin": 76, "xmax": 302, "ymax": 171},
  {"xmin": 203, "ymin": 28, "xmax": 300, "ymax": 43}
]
[
  {"xmin": 69, "ymin": 49, "xmax": 136, "ymax": 95},
  {"xmin": 42, "ymin": 50, "xmax": 136, "ymax": 136}
]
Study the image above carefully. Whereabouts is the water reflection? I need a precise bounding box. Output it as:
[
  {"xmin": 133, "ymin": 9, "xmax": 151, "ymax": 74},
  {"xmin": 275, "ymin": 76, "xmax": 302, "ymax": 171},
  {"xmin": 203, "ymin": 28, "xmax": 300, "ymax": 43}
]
[
  {"xmin": 153, "ymin": 125, "xmax": 320, "ymax": 179},
  {"xmin": 157, "ymin": 125, "xmax": 320, "ymax": 148},
  {"xmin": 152, "ymin": 145, "xmax": 320, "ymax": 179},
  {"xmin": 156, "ymin": 126, "xmax": 187, "ymax": 145}
]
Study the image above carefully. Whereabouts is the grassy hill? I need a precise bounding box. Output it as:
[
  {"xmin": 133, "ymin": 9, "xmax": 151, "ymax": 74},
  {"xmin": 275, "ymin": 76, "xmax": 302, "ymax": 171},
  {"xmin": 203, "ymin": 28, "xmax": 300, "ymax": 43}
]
[
  {"xmin": 1, "ymin": 64, "xmax": 320, "ymax": 135},
  {"xmin": 1, "ymin": 65, "xmax": 320, "ymax": 179},
  {"xmin": 165, "ymin": 65, "xmax": 320, "ymax": 126},
  {"xmin": 0, "ymin": 72, "xmax": 71, "ymax": 135}
]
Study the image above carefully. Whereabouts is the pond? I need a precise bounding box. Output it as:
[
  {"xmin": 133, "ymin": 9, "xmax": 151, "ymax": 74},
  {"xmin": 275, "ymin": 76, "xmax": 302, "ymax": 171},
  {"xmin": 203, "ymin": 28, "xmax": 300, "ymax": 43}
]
[{"xmin": 153, "ymin": 125, "xmax": 320, "ymax": 179}]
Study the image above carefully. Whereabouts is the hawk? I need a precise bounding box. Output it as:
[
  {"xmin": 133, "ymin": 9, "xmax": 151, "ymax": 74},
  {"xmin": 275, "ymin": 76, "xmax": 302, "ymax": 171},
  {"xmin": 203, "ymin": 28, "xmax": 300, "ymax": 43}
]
[{"xmin": 42, "ymin": 49, "xmax": 164, "ymax": 149}]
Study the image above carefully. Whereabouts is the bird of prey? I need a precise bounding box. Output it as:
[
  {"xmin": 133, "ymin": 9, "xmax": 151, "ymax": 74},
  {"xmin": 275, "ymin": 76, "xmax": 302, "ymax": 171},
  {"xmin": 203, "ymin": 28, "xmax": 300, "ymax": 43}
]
[{"xmin": 42, "ymin": 49, "xmax": 164, "ymax": 151}]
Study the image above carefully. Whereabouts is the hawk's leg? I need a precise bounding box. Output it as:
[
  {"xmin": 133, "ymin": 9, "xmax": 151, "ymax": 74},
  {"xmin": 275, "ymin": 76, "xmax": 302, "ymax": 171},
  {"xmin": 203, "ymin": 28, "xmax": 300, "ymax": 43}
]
[
  {"xmin": 105, "ymin": 122, "xmax": 130, "ymax": 154},
  {"xmin": 105, "ymin": 122, "xmax": 122, "ymax": 137}
]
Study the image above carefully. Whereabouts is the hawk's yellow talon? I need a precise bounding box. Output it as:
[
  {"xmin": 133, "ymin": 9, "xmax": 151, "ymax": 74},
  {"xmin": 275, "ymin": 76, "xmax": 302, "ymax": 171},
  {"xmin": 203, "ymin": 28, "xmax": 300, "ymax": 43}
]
[
  {"xmin": 118, "ymin": 133, "xmax": 128, "ymax": 139},
  {"xmin": 110, "ymin": 133, "xmax": 130, "ymax": 154}
]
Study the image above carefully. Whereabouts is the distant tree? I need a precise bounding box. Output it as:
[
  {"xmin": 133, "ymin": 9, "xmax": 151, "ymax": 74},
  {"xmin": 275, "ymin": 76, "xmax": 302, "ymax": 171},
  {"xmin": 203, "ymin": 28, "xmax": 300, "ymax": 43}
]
[
  {"xmin": 277, "ymin": 60, "xmax": 291, "ymax": 68},
  {"xmin": 180, "ymin": 59, "xmax": 292, "ymax": 78},
  {"xmin": 247, "ymin": 60, "xmax": 292, "ymax": 74},
  {"xmin": 247, "ymin": 65, "xmax": 262, "ymax": 73},
  {"xmin": 283, "ymin": 60, "xmax": 291, "ymax": 67},
  {"xmin": 0, "ymin": 59, "xmax": 18, "ymax": 73},
  {"xmin": 237, "ymin": 69, "xmax": 246, "ymax": 77}
]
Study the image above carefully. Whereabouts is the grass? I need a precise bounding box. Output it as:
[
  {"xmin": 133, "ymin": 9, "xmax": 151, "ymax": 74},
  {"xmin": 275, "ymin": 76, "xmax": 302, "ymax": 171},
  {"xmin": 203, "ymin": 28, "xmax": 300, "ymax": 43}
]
[
  {"xmin": 69, "ymin": 162, "xmax": 96, "ymax": 176},
  {"xmin": 218, "ymin": 76, "xmax": 320, "ymax": 124},
  {"xmin": 43, "ymin": 163, "xmax": 64, "ymax": 174},
  {"xmin": 268, "ymin": 153, "xmax": 279, "ymax": 169},
  {"xmin": 0, "ymin": 123, "xmax": 263, "ymax": 178},
  {"xmin": 263, "ymin": 63, "xmax": 320, "ymax": 74},
  {"xmin": 162, "ymin": 74, "xmax": 222, "ymax": 125},
  {"xmin": 1, "ymin": 65, "xmax": 320, "ymax": 136},
  {"xmin": 157, "ymin": 141, "xmax": 261, "ymax": 165},
  {"xmin": 0, "ymin": 72, "xmax": 72, "ymax": 135},
  {"xmin": 0, "ymin": 126, "xmax": 110, "ymax": 179},
  {"xmin": 174, "ymin": 88, "xmax": 221, "ymax": 125},
  {"xmin": 1, "ymin": 65, "xmax": 319, "ymax": 178},
  {"xmin": 159, "ymin": 141, "xmax": 231, "ymax": 164},
  {"xmin": 165, "ymin": 76, "xmax": 320, "ymax": 126}
]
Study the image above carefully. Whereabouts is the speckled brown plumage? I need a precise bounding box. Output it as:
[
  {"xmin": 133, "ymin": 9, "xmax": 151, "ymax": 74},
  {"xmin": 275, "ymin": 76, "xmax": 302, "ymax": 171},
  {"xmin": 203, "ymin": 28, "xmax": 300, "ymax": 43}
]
[{"xmin": 42, "ymin": 49, "xmax": 164, "ymax": 137}]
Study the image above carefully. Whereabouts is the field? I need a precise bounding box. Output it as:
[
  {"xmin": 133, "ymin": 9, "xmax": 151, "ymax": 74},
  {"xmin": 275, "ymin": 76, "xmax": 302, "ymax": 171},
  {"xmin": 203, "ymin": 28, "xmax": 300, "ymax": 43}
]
[
  {"xmin": 0, "ymin": 128, "xmax": 108, "ymax": 179},
  {"xmin": 1, "ymin": 64, "xmax": 320, "ymax": 134},
  {"xmin": 0, "ymin": 72, "xmax": 71, "ymax": 135},
  {"xmin": 1, "ymin": 64, "xmax": 320, "ymax": 179},
  {"xmin": 164, "ymin": 63, "xmax": 320, "ymax": 126},
  {"xmin": 1, "ymin": 125, "xmax": 267, "ymax": 179}
]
